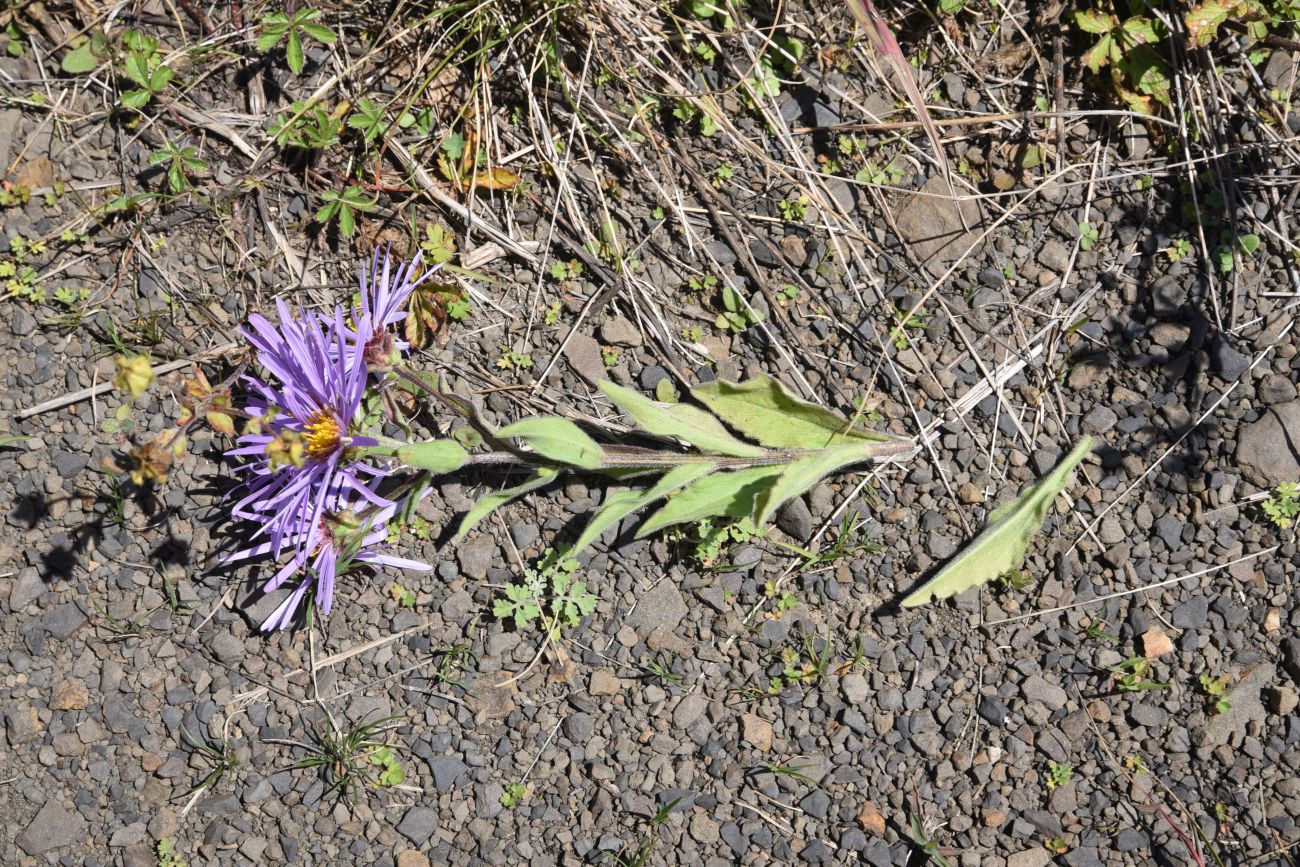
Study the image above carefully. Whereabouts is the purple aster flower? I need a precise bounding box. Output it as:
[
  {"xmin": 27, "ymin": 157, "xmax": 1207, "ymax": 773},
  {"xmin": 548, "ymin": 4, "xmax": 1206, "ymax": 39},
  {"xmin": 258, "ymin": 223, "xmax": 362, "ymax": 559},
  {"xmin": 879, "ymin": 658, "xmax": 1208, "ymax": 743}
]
[
  {"xmin": 348, "ymin": 247, "xmax": 432, "ymax": 369},
  {"xmin": 225, "ymin": 299, "xmax": 381, "ymax": 568},
  {"xmin": 227, "ymin": 494, "xmax": 429, "ymax": 632},
  {"xmin": 225, "ymin": 298, "xmax": 429, "ymax": 629}
]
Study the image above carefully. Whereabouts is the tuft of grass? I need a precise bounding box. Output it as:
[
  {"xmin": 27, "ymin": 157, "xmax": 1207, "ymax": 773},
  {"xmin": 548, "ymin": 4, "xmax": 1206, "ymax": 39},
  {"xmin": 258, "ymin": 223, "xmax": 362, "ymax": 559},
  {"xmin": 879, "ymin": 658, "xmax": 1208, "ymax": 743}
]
[
  {"xmin": 291, "ymin": 712, "xmax": 406, "ymax": 803},
  {"xmin": 181, "ymin": 726, "xmax": 241, "ymax": 796}
]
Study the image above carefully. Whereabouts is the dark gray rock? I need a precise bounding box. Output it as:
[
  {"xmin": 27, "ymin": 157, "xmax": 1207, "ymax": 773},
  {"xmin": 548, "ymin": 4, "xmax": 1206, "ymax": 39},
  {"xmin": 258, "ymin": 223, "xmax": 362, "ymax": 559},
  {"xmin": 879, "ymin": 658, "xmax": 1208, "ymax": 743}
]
[
  {"xmin": 1209, "ymin": 333, "xmax": 1250, "ymax": 382},
  {"xmin": 978, "ymin": 694, "xmax": 1009, "ymax": 725},
  {"xmin": 625, "ymin": 579, "xmax": 687, "ymax": 635},
  {"xmin": 799, "ymin": 790, "xmax": 831, "ymax": 819},
  {"xmin": 1154, "ymin": 513, "xmax": 1184, "ymax": 550},
  {"xmin": 425, "ymin": 755, "xmax": 468, "ymax": 790},
  {"xmin": 1170, "ymin": 597, "xmax": 1208, "ymax": 629},
  {"xmin": 397, "ymin": 806, "xmax": 440, "ymax": 845},
  {"xmin": 16, "ymin": 801, "xmax": 87, "ymax": 855},
  {"xmin": 1236, "ymin": 402, "xmax": 1300, "ymax": 486},
  {"xmin": 893, "ymin": 176, "xmax": 983, "ymax": 277},
  {"xmin": 563, "ymin": 713, "xmax": 594, "ymax": 742}
]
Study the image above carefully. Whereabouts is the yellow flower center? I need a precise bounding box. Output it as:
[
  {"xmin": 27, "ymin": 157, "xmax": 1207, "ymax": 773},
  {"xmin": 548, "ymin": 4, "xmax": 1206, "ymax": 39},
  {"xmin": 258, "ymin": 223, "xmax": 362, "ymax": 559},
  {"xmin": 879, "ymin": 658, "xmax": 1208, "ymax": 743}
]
[{"xmin": 303, "ymin": 410, "xmax": 343, "ymax": 460}]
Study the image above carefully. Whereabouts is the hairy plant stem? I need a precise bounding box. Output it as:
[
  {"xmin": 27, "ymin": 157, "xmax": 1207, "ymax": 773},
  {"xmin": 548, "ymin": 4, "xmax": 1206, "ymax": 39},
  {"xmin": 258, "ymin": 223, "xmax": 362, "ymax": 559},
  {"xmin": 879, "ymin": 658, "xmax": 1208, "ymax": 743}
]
[{"xmin": 381, "ymin": 362, "xmax": 917, "ymax": 474}]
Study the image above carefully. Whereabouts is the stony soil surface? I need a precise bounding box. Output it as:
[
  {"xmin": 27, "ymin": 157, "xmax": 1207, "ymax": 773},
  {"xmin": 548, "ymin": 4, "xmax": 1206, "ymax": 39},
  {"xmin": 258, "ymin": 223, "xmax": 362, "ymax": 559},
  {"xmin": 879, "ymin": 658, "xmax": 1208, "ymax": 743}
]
[{"xmin": 1, "ymin": 3, "xmax": 1299, "ymax": 866}]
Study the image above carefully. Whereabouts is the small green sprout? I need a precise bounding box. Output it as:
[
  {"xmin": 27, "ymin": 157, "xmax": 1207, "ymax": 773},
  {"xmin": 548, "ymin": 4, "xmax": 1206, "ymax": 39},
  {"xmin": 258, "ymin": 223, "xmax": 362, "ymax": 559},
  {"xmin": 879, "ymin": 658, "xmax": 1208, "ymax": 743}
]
[
  {"xmin": 492, "ymin": 549, "xmax": 596, "ymax": 638},
  {"xmin": 1106, "ymin": 657, "xmax": 1169, "ymax": 693},
  {"xmin": 500, "ymin": 782, "xmax": 529, "ymax": 807},
  {"xmin": 1199, "ymin": 673, "xmax": 1232, "ymax": 715},
  {"xmin": 601, "ymin": 346, "xmax": 622, "ymax": 367},
  {"xmin": 1167, "ymin": 238, "xmax": 1193, "ymax": 262},
  {"xmin": 148, "ymin": 141, "xmax": 208, "ymax": 194},
  {"xmin": 1046, "ymin": 761, "xmax": 1073, "ymax": 790},
  {"xmin": 257, "ymin": 7, "xmax": 337, "ymax": 75},
  {"xmin": 777, "ymin": 195, "xmax": 809, "ymax": 222},
  {"xmin": 119, "ymin": 31, "xmax": 174, "ymax": 110},
  {"xmin": 316, "ymin": 185, "xmax": 375, "ymax": 237},
  {"xmin": 1078, "ymin": 221, "xmax": 1099, "ymax": 251},
  {"xmin": 156, "ymin": 838, "xmax": 186, "ymax": 867},
  {"xmin": 714, "ymin": 285, "xmax": 762, "ymax": 333},
  {"xmin": 1262, "ymin": 481, "xmax": 1299, "ymax": 529}
]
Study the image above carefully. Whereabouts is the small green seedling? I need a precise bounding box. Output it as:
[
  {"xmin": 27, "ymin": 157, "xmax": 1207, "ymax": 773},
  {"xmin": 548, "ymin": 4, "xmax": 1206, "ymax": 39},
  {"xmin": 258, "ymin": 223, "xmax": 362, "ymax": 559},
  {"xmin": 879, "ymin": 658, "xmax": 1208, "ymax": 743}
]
[
  {"xmin": 388, "ymin": 583, "xmax": 416, "ymax": 608},
  {"xmin": 257, "ymin": 7, "xmax": 337, "ymax": 74},
  {"xmin": 1084, "ymin": 603, "xmax": 1119, "ymax": 645},
  {"xmin": 290, "ymin": 712, "xmax": 405, "ymax": 802},
  {"xmin": 119, "ymin": 31, "xmax": 174, "ymax": 109},
  {"xmin": 1167, "ymin": 238, "xmax": 1193, "ymax": 262},
  {"xmin": 156, "ymin": 838, "xmax": 185, "ymax": 867},
  {"xmin": 602, "ymin": 347, "xmax": 622, "ymax": 367},
  {"xmin": 1046, "ymin": 761, "xmax": 1073, "ymax": 790},
  {"xmin": 419, "ymin": 222, "xmax": 457, "ymax": 265},
  {"xmin": 715, "ymin": 285, "xmax": 762, "ymax": 333},
  {"xmin": 1262, "ymin": 481, "xmax": 1299, "ymax": 529},
  {"xmin": 1199, "ymin": 673, "xmax": 1232, "ymax": 715},
  {"xmin": 890, "ymin": 306, "xmax": 930, "ymax": 350},
  {"xmin": 493, "ymin": 549, "xmax": 597, "ymax": 638},
  {"xmin": 907, "ymin": 814, "xmax": 955, "ymax": 867},
  {"xmin": 496, "ymin": 349, "xmax": 533, "ymax": 370},
  {"xmin": 1106, "ymin": 657, "xmax": 1170, "ymax": 693},
  {"xmin": 316, "ymin": 186, "xmax": 375, "ymax": 238},
  {"xmin": 148, "ymin": 141, "xmax": 207, "ymax": 194},
  {"xmin": 1216, "ymin": 232, "xmax": 1261, "ymax": 274},
  {"xmin": 501, "ymin": 782, "xmax": 529, "ymax": 807},
  {"xmin": 269, "ymin": 101, "xmax": 343, "ymax": 150},
  {"xmin": 640, "ymin": 651, "xmax": 685, "ymax": 686},
  {"xmin": 777, "ymin": 195, "xmax": 809, "ymax": 222},
  {"xmin": 1078, "ymin": 221, "xmax": 1100, "ymax": 251},
  {"xmin": 549, "ymin": 258, "xmax": 583, "ymax": 281}
]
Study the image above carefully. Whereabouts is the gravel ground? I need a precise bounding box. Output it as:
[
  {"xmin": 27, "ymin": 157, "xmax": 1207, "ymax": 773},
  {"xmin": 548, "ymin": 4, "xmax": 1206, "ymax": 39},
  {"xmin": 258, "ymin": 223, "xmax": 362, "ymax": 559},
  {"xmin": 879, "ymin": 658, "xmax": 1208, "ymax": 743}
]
[{"xmin": 2, "ymin": 3, "xmax": 1299, "ymax": 866}]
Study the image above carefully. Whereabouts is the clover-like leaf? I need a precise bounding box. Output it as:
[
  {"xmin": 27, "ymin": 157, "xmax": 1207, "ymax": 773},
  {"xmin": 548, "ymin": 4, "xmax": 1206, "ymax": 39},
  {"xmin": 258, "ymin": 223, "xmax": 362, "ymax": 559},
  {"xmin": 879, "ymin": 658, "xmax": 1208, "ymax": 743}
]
[{"xmin": 901, "ymin": 437, "xmax": 1093, "ymax": 607}]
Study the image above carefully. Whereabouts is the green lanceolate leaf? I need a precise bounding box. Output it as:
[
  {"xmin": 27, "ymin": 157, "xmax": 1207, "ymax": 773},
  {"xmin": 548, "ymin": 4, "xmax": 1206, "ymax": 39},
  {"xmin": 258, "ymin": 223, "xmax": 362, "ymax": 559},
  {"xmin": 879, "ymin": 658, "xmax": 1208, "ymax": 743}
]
[
  {"xmin": 599, "ymin": 380, "xmax": 763, "ymax": 457},
  {"xmin": 496, "ymin": 417, "xmax": 605, "ymax": 469},
  {"xmin": 754, "ymin": 441, "xmax": 876, "ymax": 526},
  {"xmin": 637, "ymin": 465, "xmax": 784, "ymax": 538},
  {"xmin": 456, "ymin": 468, "xmax": 559, "ymax": 539},
  {"xmin": 396, "ymin": 439, "xmax": 468, "ymax": 474},
  {"xmin": 570, "ymin": 462, "xmax": 716, "ymax": 554},
  {"xmin": 692, "ymin": 375, "xmax": 892, "ymax": 450},
  {"xmin": 901, "ymin": 437, "xmax": 1094, "ymax": 608}
]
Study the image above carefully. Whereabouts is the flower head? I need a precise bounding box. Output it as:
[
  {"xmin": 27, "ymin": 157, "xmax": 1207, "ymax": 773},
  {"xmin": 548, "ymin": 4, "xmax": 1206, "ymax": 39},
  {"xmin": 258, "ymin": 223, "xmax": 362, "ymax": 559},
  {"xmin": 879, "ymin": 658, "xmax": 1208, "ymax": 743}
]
[
  {"xmin": 226, "ymin": 300, "xmax": 379, "ymax": 565},
  {"xmin": 350, "ymin": 247, "xmax": 431, "ymax": 369},
  {"xmin": 225, "ymin": 298, "xmax": 430, "ymax": 629},
  {"xmin": 228, "ymin": 494, "xmax": 429, "ymax": 631}
]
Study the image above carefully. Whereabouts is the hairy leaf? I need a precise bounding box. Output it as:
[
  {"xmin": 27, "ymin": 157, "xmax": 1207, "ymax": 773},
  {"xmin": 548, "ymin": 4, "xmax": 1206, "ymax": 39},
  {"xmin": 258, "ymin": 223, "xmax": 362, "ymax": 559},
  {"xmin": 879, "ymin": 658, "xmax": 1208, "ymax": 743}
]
[
  {"xmin": 901, "ymin": 437, "xmax": 1093, "ymax": 608},
  {"xmin": 397, "ymin": 439, "xmax": 468, "ymax": 474},
  {"xmin": 637, "ymin": 465, "xmax": 783, "ymax": 538},
  {"xmin": 570, "ymin": 462, "xmax": 716, "ymax": 554},
  {"xmin": 754, "ymin": 442, "xmax": 876, "ymax": 526},
  {"xmin": 692, "ymin": 375, "xmax": 890, "ymax": 450},
  {"xmin": 496, "ymin": 417, "xmax": 604, "ymax": 469},
  {"xmin": 456, "ymin": 468, "xmax": 558, "ymax": 539},
  {"xmin": 599, "ymin": 381, "xmax": 763, "ymax": 457}
]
